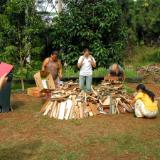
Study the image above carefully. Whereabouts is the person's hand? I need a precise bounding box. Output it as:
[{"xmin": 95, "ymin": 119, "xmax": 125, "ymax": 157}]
[
  {"xmin": 88, "ymin": 55, "xmax": 94, "ymax": 63},
  {"xmin": 1, "ymin": 73, "xmax": 8, "ymax": 81},
  {"xmin": 81, "ymin": 56, "xmax": 85, "ymax": 63}
]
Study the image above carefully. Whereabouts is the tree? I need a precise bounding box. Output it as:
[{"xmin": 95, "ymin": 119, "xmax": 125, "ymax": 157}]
[
  {"xmin": 50, "ymin": 0, "xmax": 127, "ymax": 67},
  {"xmin": 0, "ymin": 0, "xmax": 45, "ymax": 90},
  {"xmin": 134, "ymin": 0, "xmax": 160, "ymax": 45},
  {"xmin": 119, "ymin": 0, "xmax": 160, "ymax": 46}
]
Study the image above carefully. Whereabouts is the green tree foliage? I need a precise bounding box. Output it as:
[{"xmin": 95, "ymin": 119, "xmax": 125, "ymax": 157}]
[
  {"xmin": 0, "ymin": 0, "xmax": 159, "ymax": 85},
  {"xmin": 50, "ymin": 0, "xmax": 127, "ymax": 67},
  {"xmin": 0, "ymin": 0, "xmax": 45, "ymax": 90},
  {"xmin": 134, "ymin": 0, "xmax": 160, "ymax": 44},
  {"xmin": 119, "ymin": 0, "xmax": 160, "ymax": 45}
]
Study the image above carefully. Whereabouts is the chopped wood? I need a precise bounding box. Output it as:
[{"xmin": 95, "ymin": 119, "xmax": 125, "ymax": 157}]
[{"xmin": 40, "ymin": 80, "xmax": 133, "ymax": 120}]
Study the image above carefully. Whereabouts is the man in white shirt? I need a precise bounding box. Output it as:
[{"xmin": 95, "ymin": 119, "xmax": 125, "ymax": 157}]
[{"xmin": 77, "ymin": 48, "xmax": 96, "ymax": 92}]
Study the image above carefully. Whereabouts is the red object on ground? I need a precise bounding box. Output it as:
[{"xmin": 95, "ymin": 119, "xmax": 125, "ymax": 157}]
[{"xmin": 0, "ymin": 62, "xmax": 13, "ymax": 77}]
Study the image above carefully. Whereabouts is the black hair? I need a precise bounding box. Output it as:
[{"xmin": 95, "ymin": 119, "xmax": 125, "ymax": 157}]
[
  {"xmin": 83, "ymin": 48, "xmax": 90, "ymax": 53},
  {"xmin": 51, "ymin": 50, "xmax": 58, "ymax": 56},
  {"xmin": 136, "ymin": 84, "xmax": 155, "ymax": 102}
]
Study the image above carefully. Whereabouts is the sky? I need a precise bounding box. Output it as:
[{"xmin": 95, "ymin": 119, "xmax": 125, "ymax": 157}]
[{"xmin": 36, "ymin": 0, "xmax": 56, "ymax": 13}]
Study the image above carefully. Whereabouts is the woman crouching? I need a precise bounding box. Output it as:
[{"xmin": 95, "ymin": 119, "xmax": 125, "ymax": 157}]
[{"xmin": 133, "ymin": 84, "xmax": 158, "ymax": 118}]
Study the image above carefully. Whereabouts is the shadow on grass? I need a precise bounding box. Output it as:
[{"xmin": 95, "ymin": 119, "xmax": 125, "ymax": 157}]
[
  {"xmin": 0, "ymin": 140, "xmax": 42, "ymax": 160},
  {"xmin": 11, "ymin": 100, "xmax": 26, "ymax": 110}
]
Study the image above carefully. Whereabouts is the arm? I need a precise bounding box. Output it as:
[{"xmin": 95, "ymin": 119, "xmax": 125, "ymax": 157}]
[
  {"xmin": 58, "ymin": 61, "xmax": 63, "ymax": 80},
  {"xmin": 118, "ymin": 65, "xmax": 125, "ymax": 81},
  {"xmin": 122, "ymin": 71, "xmax": 125, "ymax": 81},
  {"xmin": 0, "ymin": 74, "xmax": 8, "ymax": 90},
  {"xmin": 104, "ymin": 70, "xmax": 112, "ymax": 81},
  {"xmin": 42, "ymin": 58, "xmax": 49, "ymax": 71},
  {"xmin": 89, "ymin": 56, "xmax": 96, "ymax": 68},
  {"xmin": 77, "ymin": 56, "xmax": 84, "ymax": 68},
  {"xmin": 131, "ymin": 92, "xmax": 143, "ymax": 106}
]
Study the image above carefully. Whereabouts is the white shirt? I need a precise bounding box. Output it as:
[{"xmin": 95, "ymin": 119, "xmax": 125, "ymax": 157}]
[{"xmin": 78, "ymin": 56, "xmax": 96, "ymax": 76}]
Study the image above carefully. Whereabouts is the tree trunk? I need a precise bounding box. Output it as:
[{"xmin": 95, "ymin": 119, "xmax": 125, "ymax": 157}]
[
  {"xmin": 21, "ymin": 78, "xmax": 25, "ymax": 91},
  {"xmin": 56, "ymin": 0, "xmax": 62, "ymax": 14}
]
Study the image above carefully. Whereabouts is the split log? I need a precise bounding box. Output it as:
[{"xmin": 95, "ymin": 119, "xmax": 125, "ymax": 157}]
[
  {"xmin": 64, "ymin": 99, "xmax": 73, "ymax": 120},
  {"xmin": 43, "ymin": 101, "xmax": 54, "ymax": 116},
  {"xmin": 50, "ymin": 101, "xmax": 58, "ymax": 118},
  {"xmin": 58, "ymin": 101, "xmax": 66, "ymax": 120},
  {"xmin": 40, "ymin": 100, "xmax": 50, "ymax": 113}
]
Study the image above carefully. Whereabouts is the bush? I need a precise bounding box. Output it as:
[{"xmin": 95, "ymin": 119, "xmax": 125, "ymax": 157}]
[
  {"xmin": 147, "ymin": 50, "xmax": 160, "ymax": 63},
  {"xmin": 50, "ymin": 0, "xmax": 127, "ymax": 67}
]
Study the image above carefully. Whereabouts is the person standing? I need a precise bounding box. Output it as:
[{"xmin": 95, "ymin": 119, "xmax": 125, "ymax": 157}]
[
  {"xmin": 77, "ymin": 48, "xmax": 96, "ymax": 92},
  {"xmin": 42, "ymin": 51, "xmax": 62, "ymax": 87}
]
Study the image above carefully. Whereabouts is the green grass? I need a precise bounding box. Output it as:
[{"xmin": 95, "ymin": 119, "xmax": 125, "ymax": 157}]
[
  {"xmin": 11, "ymin": 82, "xmax": 34, "ymax": 91},
  {"xmin": 1, "ymin": 92, "xmax": 160, "ymax": 160},
  {"xmin": 63, "ymin": 67, "xmax": 79, "ymax": 78},
  {"xmin": 125, "ymin": 45, "xmax": 160, "ymax": 67},
  {"xmin": 93, "ymin": 67, "xmax": 107, "ymax": 77},
  {"xmin": 11, "ymin": 67, "xmax": 138, "ymax": 91},
  {"xmin": 124, "ymin": 84, "xmax": 135, "ymax": 94},
  {"xmin": 63, "ymin": 67, "xmax": 138, "ymax": 79},
  {"xmin": 125, "ymin": 68, "xmax": 138, "ymax": 79},
  {"xmin": 63, "ymin": 67, "xmax": 107, "ymax": 78}
]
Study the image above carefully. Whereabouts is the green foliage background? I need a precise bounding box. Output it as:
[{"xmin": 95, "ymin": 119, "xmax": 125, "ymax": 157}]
[
  {"xmin": 50, "ymin": 0, "xmax": 127, "ymax": 67},
  {"xmin": 0, "ymin": 0, "xmax": 159, "ymax": 83}
]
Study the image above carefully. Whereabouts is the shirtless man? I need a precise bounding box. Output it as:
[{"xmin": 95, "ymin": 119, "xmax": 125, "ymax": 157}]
[{"xmin": 42, "ymin": 51, "xmax": 62, "ymax": 86}]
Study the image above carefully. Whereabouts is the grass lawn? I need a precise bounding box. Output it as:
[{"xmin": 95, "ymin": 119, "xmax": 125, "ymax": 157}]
[
  {"xmin": 124, "ymin": 46, "xmax": 160, "ymax": 67},
  {"xmin": 4, "ymin": 46, "xmax": 160, "ymax": 159},
  {"xmin": 0, "ymin": 90, "xmax": 160, "ymax": 160}
]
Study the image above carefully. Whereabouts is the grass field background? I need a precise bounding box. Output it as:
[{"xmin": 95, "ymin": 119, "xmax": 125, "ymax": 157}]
[{"xmin": 0, "ymin": 92, "xmax": 160, "ymax": 160}]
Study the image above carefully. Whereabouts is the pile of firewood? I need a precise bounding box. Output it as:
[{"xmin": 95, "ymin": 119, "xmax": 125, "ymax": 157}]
[
  {"xmin": 137, "ymin": 64, "xmax": 160, "ymax": 82},
  {"xmin": 93, "ymin": 81, "xmax": 133, "ymax": 114},
  {"xmin": 40, "ymin": 81, "xmax": 133, "ymax": 120},
  {"xmin": 40, "ymin": 82, "xmax": 99, "ymax": 120}
]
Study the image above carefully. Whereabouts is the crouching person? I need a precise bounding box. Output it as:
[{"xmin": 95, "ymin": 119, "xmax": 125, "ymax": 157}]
[
  {"xmin": 104, "ymin": 63, "xmax": 125, "ymax": 81},
  {"xmin": 133, "ymin": 84, "xmax": 158, "ymax": 118},
  {"xmin": 77, "ymin": 48, "xmax": 96, "ymax": 92}
]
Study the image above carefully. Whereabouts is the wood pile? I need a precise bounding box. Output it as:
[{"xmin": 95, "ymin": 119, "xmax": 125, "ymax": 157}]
[
  {"xmin": 27, "ymin": 87, "xmax": 46, "ymax": 98},
  {"xmin": 137, "ymin": 64, "xmax": 160, "ymax": 82},
  {"xmin": 40, "ymin": 81, "xmax": 133, "ymax": 120},
  {"xmin": 94, "ymin": 81, "xmax": 133, "ymax": 114},
  {"xmin": 40, "ymin": 81, "xmax": 99, "ymax": 120}
]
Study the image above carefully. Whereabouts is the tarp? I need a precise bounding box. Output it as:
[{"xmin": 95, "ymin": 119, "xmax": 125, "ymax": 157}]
[{"xmin": 0, "ymin": 62, "xmax": 13, "ymax": 78}]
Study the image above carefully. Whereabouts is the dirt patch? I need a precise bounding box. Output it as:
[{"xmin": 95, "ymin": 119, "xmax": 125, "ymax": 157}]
[{"xmin": 128, "ymin": 83, "xmax": 160, "ymax": 96}]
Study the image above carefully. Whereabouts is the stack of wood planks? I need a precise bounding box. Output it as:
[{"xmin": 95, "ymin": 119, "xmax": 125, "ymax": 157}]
[
  {"xmin": 94, "ymin": 81, "xmax": 133, "ymax": 114},
  {"xmin": 40, "ymin": 90, "xmax": 99, "ymax": 120},
  {"xmin": 40, "ymin": 81, "xmax": 133, "ymax": 120}
]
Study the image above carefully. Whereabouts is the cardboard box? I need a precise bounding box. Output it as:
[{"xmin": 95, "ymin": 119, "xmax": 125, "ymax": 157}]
[
  {"xmin": 27, "ymin": 87, "xmax": 45, "ymax": 97},
  {"xmin": 34, "ymin": 71, "xmax": 55, "ymax": 90}
]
